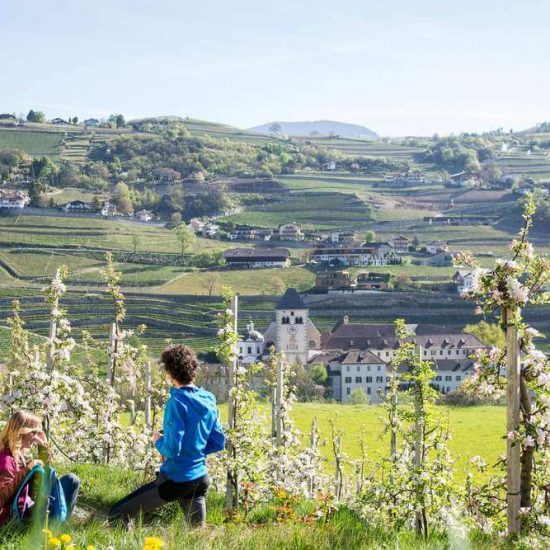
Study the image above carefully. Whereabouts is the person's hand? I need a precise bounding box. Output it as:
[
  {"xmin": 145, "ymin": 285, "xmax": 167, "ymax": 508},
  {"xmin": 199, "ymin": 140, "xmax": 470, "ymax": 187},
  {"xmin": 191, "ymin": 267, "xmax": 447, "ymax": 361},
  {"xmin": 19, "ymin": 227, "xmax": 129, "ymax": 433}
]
[
  {"xmin": 151, "ymin": 432, "xmax": 162, "ymax": 445},
  {"xmin": 31, "ymin": 430, "xmax": 47, "ymax": 447},
  {"xmin": 37, "ymin": 445, "xmax": 52, "ymax": 465}
]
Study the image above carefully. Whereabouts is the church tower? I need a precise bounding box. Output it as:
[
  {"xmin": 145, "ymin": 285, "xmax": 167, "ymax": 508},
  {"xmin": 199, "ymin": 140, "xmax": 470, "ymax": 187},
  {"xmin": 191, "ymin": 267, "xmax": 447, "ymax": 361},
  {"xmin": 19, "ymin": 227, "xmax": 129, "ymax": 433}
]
[{"xmin": 275, "ymin": 288, "xmax": 311, "ymax": 364}]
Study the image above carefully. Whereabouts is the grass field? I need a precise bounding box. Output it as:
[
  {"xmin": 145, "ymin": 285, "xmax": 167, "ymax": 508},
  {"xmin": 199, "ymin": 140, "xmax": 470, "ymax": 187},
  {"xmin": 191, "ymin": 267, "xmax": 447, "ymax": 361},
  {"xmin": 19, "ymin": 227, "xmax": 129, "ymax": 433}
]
[
  {"xmin": 215, "ymin": 402, "xmax": 505, "ymax": 483},
  {"xmin": 0, "ymin": 214, "xmax": 233, "ymax": 255},
  {"xmin": 158, "ymin": 267, "xmax": 315, "ymax": 295},
  {"xmin": 222, "ymin": 192, "xmax": 373, "ymax": 229},
  {"xmin": 0, "ymin": 127, "xmax": 63, "ymax": 156},
  {"xmin": 0, "ymin": 462, "xmax": 497, "ymax": 550}
]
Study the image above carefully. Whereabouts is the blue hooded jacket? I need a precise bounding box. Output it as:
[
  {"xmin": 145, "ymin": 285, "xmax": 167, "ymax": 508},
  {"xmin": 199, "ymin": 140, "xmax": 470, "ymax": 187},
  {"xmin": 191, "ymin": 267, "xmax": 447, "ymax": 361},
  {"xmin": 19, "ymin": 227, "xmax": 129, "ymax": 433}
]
[{"xmin": 155, "ymin": 386, "xmax": 225, "ymax": 482}]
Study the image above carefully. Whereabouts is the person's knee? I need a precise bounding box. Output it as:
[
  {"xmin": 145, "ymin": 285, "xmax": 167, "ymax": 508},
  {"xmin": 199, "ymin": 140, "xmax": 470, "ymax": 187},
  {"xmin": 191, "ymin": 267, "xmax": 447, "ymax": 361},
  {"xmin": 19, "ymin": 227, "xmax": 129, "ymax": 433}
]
[{"xmin": 63, "ymin": 473, "xmax": 81, "ymax": 490}]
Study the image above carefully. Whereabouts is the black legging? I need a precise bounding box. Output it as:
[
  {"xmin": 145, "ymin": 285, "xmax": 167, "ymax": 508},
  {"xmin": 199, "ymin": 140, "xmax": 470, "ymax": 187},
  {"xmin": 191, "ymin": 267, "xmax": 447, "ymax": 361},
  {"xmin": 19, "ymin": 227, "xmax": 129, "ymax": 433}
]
[{"xmin": 108, "ymin": 472, "xmax": 210, "ymax": 527}]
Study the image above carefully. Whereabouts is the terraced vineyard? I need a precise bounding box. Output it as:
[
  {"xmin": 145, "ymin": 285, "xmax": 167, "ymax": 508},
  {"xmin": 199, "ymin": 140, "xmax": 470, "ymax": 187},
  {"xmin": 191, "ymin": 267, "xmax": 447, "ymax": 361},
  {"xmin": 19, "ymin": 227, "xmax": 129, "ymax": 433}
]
[{"xmin": 222, "ymin": 191, "xmax": 373, "ymax": 229}]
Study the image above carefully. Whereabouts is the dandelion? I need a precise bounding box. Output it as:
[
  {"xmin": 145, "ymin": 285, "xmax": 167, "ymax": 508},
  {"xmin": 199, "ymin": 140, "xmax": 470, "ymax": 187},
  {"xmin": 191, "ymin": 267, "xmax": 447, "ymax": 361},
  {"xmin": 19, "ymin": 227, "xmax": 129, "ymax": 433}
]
[
  {"xmin": 60, "ymin": 534, "xmax": 72, "ymax": 544},
  {"xmin": 49, "ymin": 538, "xmax": 62, "ymax": 548},
  {"xmin": 143, "ymin": 536, "xmax": 164, "ymax": 549}
]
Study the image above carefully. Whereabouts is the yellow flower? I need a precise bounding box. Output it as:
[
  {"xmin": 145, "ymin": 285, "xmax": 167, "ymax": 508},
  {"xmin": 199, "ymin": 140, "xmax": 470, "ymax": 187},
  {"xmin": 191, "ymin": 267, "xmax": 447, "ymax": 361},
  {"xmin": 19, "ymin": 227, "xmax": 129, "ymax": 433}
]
[
  {"xmin": 60, "ymin": 534, "xmax": 72, "ymax": 544},
  {"xmin": 143, "ymin": 536, "xmax": 164, "ymax": 549},
  {"xmin": 86, "ymin": 546, "xmax": 96, "ymax": 550},
  {"xmin": 66, "ymin": 546, "xmax": 76, "ymax": 550},
  {"xmin": 49, "ymin": 538, "xmax": 61, "ymax": 548}
]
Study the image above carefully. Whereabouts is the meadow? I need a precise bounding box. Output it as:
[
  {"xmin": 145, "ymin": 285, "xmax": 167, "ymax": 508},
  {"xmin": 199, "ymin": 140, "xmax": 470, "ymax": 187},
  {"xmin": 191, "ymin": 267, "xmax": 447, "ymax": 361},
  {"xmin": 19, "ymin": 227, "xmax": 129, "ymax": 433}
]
[{"xmin": 0, "ymin": 127, "xmax": 63, "ymax": 156}]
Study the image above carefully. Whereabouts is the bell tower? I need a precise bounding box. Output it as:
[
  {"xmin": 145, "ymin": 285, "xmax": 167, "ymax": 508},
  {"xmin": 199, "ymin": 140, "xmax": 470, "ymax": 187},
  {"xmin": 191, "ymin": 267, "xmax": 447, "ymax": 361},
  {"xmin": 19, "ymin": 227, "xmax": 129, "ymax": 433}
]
[{"xmin": 275, "ymin": 288, "xmax": 310, "ymax": 364}]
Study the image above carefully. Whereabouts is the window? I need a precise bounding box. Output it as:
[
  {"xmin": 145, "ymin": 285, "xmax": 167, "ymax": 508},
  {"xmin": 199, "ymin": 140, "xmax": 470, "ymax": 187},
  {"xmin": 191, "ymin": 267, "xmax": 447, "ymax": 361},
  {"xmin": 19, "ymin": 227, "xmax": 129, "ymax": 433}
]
[
  {"xmin": 345, "ymin": 377, "xmax": 352, "ymax": 383},
  {"xmin": 346, "ymin": 366, "xmax": 350, "ymax": 372},
  {"xmin": 440, "ymin": 350, "xmax": 443, "ymax": 355},
  {"xmin": 347, "ymin": 388, "xmax": 351, "ymax": 395},
  {"xmin": 355, "ymin": 376, "xmax": 362, "ymax": 383},
  {"xmin": 431, "ymin": 351, "xmax": 436, "ymax": 356},
  {"xmin": 386, "ymin": 377, "xmax": 391, "ymax": 382},
  {"xmin": 357, "ymin": 366, "xmax": 360, "ymax": 372},
  {"xmin": 448, "ymin": 350, "xmax": 452, "ymax": 355},
  {"xmin": 247, "ymin": 346, "xmax": 252, "ymax": 354},
  {"xmin": 366, "ymin": 376, "xmax": 372, "ymax": 383},
  {"xmin": 456, "ymin": 375, "xmax": 461, "ymax": 381},
  {"xmin": 367, "ymin": 387, "xmax": 372, "ymax": 395},
  {"xmin": 435, "ymin": 375, "xmax": 442, "ymax": 381},
  {"xmin": 367, "ymin": 366, "xmax": 371, "ymax": 372},
  {"xmin": 445, "ymin": 375, "xmax": 452, "ymax": 381},
  {"xmin": 282, "ymin": 316, "xmax": 290, "ymax": 325},
  {"xmin": 378, "ymin": 365, "xmax": 382, "ymax": 371},
  {"xmin": 376, "ymin": 376, "xmax": 384, "ymax": 383},
  {"xmin": 296, "ymin": 317, "xmax": 303, "ymax": 324},
  {"xmin": 385, "ymin": 351, "xmax": 389, "ymax": 357}
]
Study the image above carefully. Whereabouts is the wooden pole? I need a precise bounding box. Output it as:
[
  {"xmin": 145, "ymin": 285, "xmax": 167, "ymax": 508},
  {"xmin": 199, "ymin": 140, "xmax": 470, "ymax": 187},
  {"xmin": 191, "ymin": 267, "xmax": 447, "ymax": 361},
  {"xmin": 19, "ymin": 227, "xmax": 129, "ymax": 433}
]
[
  {"xmin": 309, "ymin": 417, "xmax": 318, "ymax": 496},
  {"xmin": 107, "ymin": 322, "xmax": 117, "ymax": 384},
  {"xmin": 225, "ymin": 294, "xmax": 239, "ymax": 512},
  {"xmin": 144, "ymin": 361, "xmax": 152, "ymax": 429},
  {"xmin": 275, "ymin": 359, "xmax": 284, "ymax": 446},
  {"xmin": 47, "ymin": 318, "xmax": 56, "ymax": 371},
  {"xmin": 505, "ymin": 306, "xmax": 521, "ymax": 535}
]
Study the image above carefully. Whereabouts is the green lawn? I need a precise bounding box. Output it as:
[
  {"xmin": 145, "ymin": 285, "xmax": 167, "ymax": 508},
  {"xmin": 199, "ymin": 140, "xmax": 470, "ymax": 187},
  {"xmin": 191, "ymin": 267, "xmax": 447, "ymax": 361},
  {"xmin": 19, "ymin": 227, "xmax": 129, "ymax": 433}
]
[
  {"xmin": 0, "ymin": 128, "xmax": 63, "ymax": 156},
  {"xmin": 0, "ymin": 215, "xmax": 232, "ymax": 255},
  {"xmin": 158, "ymin": 267, "xmax": 315, "ymax": 295}
]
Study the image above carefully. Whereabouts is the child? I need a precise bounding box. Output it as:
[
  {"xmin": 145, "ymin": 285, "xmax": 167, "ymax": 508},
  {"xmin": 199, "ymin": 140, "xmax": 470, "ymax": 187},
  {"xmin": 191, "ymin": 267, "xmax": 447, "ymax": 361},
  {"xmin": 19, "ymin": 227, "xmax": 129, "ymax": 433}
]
[
  {"xmin": 109, "ymin": 344, "xmax": 225, "ymax": 527},
  {"xmin": 0, "ymin": 411, "xmax": 80, "ymax": 526}
]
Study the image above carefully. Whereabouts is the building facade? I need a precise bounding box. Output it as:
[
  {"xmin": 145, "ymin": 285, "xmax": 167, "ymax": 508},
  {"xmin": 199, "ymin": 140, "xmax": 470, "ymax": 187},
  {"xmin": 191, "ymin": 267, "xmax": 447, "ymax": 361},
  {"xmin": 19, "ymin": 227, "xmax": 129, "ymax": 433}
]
[{"xmin": 223, "ymin": 247, "xmax": 290, "ymax": 269}]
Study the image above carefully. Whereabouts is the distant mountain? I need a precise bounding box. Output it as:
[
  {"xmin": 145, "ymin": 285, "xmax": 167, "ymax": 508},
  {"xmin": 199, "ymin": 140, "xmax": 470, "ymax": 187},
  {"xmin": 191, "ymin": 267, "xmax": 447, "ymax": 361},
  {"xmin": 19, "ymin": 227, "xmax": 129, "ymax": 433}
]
[{"xmin": 248, "ymin": 120, "xmax": 378, "ymax": 139}]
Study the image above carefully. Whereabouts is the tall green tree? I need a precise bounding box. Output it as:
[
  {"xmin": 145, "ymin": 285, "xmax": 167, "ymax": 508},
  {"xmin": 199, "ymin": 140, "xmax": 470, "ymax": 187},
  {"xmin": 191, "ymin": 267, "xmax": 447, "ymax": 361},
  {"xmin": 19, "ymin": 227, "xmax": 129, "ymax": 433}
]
[
  {"xmin": 26, "ymin": 109, "xmax": 46, "ymax": 123},
  {"xmin": 173, "ymin": 223, "xmax": 195, "ymax": 255}
]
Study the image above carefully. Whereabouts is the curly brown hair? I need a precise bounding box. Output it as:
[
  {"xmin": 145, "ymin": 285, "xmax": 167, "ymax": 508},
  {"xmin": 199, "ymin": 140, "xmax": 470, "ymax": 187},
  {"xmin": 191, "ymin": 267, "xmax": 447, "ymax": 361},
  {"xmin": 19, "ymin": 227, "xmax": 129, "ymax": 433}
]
[{"xmin": 161, "ymin": 344, "xmax": 199, "ymax": 385}]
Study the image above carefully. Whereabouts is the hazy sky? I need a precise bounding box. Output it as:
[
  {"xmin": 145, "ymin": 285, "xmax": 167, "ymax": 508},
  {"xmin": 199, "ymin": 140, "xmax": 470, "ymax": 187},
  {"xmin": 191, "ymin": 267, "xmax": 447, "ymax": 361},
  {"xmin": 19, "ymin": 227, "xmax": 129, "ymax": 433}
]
[{"xmin": 0, "ymin": 0, "xmax": 548, "ymax": 136}]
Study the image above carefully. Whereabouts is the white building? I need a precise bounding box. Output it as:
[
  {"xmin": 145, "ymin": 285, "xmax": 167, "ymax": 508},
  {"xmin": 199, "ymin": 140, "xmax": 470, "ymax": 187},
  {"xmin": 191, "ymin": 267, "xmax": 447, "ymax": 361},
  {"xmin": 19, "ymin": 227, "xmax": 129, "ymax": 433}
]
[
  {"xmin": 391, "ymin": 235, "xmax": 410, "ymax": 254},
  {"xmin": 135, "ymin": 209, "xmax": 154, "ymax": 222},
  {"xmin": 453, "ymin": 268, "xmax": 489, "ymax": 295},
  {"xmin": 0, "ymin": 190, "xmax": 30, "ymax": 209},
  {"xmin": 62, "ymin": 200, "xmax": 92, "ymax": 212},
  {"xmin": 311, "ymin": 243, "xmax": 397, "ymax": 267},
  {"xmin": 277, "ymin": 223, "xmax": 304, "ymax": 242},
  {"xmin": 237, "ymin": 320, "xmax": 265, "ymax": 365},
  {"xmin": 321, "ymin": 318, "xmax": 483, "ymax": 403},
  {"xmin": 223, "ymin": 248, "xmax": 290, "ymax": 269}
]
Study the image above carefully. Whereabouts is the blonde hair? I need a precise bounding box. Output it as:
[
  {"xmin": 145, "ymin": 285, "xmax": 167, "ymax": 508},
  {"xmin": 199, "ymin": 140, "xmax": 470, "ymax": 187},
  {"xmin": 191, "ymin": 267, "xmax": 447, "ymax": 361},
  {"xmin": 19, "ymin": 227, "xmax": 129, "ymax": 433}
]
[{"xmin": 0, "ymin": 411, "xmax": 42, "ymax": 465}]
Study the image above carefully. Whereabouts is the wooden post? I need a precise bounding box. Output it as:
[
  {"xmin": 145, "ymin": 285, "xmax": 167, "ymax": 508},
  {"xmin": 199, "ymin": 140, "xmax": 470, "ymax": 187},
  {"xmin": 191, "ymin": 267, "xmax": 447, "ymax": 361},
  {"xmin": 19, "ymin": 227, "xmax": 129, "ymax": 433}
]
[
  {"xmin": 275, "ymin": 359, "xmax": 284, "ymax": 446},
  {"xmin": 309, "ymin": 417, "xmax": 318, "ymax": 496},
  {"xmin": 144, "ymin": 361, "xmax": 152, "ymax": 429},
  {"xmin": 47, "ymin": 318, "xmax": 56, "ymax": 371},
  {"xmin": 225, "ymin": 294, "xmax": 239, "ymax": 512},
  {"xmin": 333, "ymin": 433, "xmax": 343, "ymax": 501},
  {"xmin": 271, "ymin": 384, "xmax": 277, "ymax": 439},
  {"xmin": 390, "ymin": 389, "xmax": 397, "ymax": 461},
  {"xmin": 504, "ymin": 306, "xmax": 521, "ymax": 535},
  {"xmin": 107, "ymin": 322, "xmax": 116, "ymax": 384}
]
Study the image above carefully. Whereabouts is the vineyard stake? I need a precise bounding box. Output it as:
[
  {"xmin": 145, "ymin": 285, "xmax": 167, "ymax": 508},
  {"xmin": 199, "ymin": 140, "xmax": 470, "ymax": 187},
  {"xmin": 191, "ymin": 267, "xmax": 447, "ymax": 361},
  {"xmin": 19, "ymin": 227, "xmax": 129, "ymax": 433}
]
[{"xmin": 504, "ymin": 306, "xmax": 521, "ymax": 535}]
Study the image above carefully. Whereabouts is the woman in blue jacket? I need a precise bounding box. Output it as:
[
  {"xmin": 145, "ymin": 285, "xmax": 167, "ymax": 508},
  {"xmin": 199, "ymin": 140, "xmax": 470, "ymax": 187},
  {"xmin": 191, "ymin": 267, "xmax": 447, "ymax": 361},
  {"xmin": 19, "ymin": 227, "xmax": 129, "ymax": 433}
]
[{"xmin": 109, "ymin": 345, "xmax": 225, "ymax": 527}]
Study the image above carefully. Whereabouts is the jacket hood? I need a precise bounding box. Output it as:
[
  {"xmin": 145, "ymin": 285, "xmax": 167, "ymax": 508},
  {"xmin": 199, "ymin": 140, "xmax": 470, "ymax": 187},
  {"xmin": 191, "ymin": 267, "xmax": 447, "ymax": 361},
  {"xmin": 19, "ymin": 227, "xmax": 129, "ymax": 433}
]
[{"xmin": 170, "ymin": 386, "xmax": 216, "ymax": 417}]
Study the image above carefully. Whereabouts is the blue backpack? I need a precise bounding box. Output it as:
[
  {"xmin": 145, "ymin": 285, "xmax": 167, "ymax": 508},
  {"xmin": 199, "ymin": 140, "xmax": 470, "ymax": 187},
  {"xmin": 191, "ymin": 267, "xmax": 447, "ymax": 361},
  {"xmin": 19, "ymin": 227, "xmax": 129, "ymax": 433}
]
[{"xmin": 11, "ymin": 464, "xmax": 68, "ymax": 524}]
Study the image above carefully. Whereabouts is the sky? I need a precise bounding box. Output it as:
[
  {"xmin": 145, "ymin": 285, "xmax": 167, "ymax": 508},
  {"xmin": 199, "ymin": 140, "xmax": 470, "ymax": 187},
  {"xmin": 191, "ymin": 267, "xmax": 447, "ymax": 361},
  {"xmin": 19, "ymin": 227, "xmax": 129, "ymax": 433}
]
[{"xmin": 0, "ymin": 0, "xmax": 548, "ymax": 136}]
